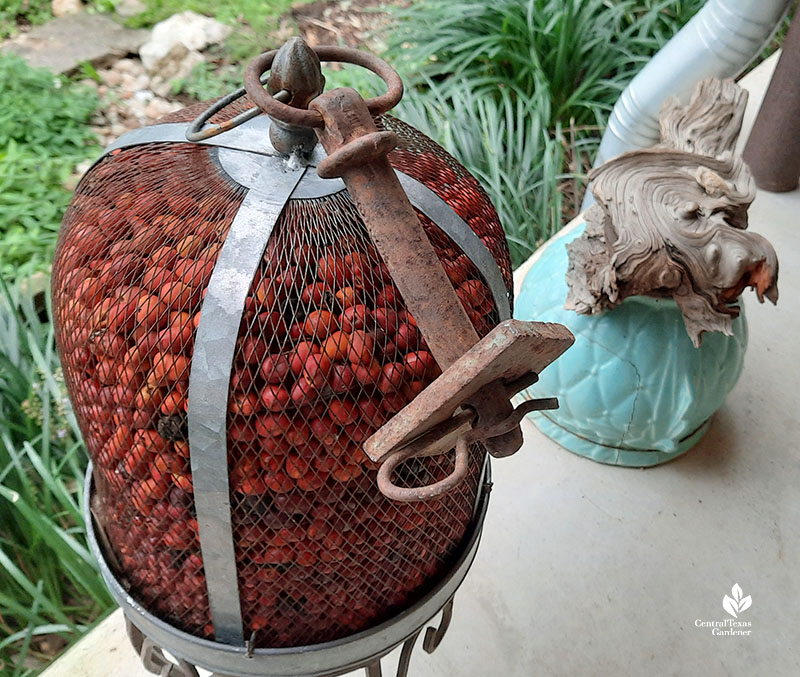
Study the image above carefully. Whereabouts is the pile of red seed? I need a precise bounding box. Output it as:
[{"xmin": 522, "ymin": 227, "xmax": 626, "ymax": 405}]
[{"xmin": 53, "ymin": 112, "xmax": 512, "ymax": 647}]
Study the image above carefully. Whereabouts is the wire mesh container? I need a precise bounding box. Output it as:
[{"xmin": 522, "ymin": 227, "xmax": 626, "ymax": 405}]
[
  {"xmin": 56, "ymin": 40, "xmax": 574, "ymax": 677},
  {"xmin": 53, "ymin": 56, "xmax": 514, "ymax": 655}
]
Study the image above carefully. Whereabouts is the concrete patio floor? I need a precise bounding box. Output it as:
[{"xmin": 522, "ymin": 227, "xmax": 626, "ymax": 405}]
[{"xmin": 43, "ymin": 55, "xmax": 799, "ymax": 677}]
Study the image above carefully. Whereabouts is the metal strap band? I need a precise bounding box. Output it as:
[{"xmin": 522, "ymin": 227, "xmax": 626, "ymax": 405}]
[
  {"xmin": 97, "ymin": 121, "xmax": 511, "ymax": 321},
  {"xmin": 188, "ymin": 157, "xmax": 305, "ymax": 645},
  {"xmin": 212, "ymin": 144, "xmax": 510, "ymax": 319},
  {"xmin": 397, "ymin": 173, "xmax": 511, "ymax": 320},
  {"xmin": 101, "ymin": 117, "xmax": 278, "ymax": 158}
]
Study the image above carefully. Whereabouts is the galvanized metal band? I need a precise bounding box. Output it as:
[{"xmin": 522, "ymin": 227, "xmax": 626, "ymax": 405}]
[
  {"xmin": 99, "ymin": 117, "xmax": 279, "ymax": 159},
  {"xmin": 396, "ymin": 172, "xmax": 511, "ymax": 320},
  {"xmin": 97, "ymin": 121, "xmax": 511, "ymax": 321},
  {"xmin": 83, "ymin": 463, "xmax": 490, "ymax": 677},
  {"xmin": 213, "ymin": 145, "xmax": 509, "ymax": 320},
  {"xmin": 188, "ymin": 159, "xmax": 306, "ymax": 645},
  {"xmin": 215, "ymin": 146, "xmax": 348, "ymax": 200}
]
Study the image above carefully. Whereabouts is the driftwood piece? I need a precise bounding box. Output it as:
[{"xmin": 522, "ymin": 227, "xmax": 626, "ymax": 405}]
[{"xmin": 566, "ymin": 78, "xmax": 779, "ymax": 346}]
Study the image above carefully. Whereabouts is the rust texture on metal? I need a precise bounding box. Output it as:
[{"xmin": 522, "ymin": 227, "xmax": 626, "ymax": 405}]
[
  {"xmin": 243, "ymin": 44, "xmax": 403, "ymax": 129},
  {"xmin": 185, "ymin": 87, "xmax": 288, "ymax": 142},
  {"xmin": 243, "ymin": 40, "xmax": 574, "ymax": 499},
  {"xmin": 366, "ymin": 320, "xmax": 573, "ymax": 462},
  {"xmin": 266, "ymin": 37, "xmax": 326, "ymax": 108},
  {"xmin": 368, "ymin": 328, "xmax": 569, "ymax": 502},
  {"xmin": 376, "ymin": 398, "xmax": 558, "ymax": 503},
  {"xmin": 306, "ymin": 86, "xmax": 536, "ymax": 468},
  {"xmin": 308, "ymin": 86, "xmax": 480, "ymax": 365},
  {"xmin": 265, "ymin": 38, "xmax": 326, "ymax": 155}
]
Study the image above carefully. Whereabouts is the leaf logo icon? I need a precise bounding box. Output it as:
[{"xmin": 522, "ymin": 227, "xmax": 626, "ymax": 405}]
[{"xmin": 722, "ymin": 583, "xmax": 752, "ymax": 618}]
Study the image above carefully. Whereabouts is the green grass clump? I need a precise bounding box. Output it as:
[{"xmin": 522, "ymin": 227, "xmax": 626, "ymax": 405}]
[
  {"xmin": 0, "ymin": 280, "xmax": 113, "ymax": 675},
  {"xmin": 171, "ymin": 60, "xmax": 244, "ymax": 100},
  {"xmin": 125, "ymin": 0, "xmax": 297, "ymax": 29},
  {"xmin": 387, "ymin": 0, "xmax": 706, "ymax": 265},
  {"xmin": 0, "ymin": 54, "xmax": 99, "ymax": 282},
  {"xmin": 0, "ymin": 0, "xmax": 51, "ymax": 40}
]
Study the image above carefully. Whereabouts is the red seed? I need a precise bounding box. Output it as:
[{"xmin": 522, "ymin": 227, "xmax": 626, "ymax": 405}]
[
  {"xmin": 404, "ymin": 350, "xmax": 438, "ymax": 379},
  {"xmin": 256, "ymin": 413, "xmax": 292, "ymax": 437},
  {"xmin": 260, "ymin": 384, "xmax": 290, "ymax": 412},
  {"xmin": 340, "ymin": 304, "xmax": 370, "ymax": 332},
  {"xmin": 347, "ymin": 330, "xmax": 375, "ymax": 365},
  {"xmin": 259, "ymin": 354, "xmax": 291, "ymax": 383},
  {"xmin": 303, "ymin": 310, "xmax": 335, "ymax": 340},
  {"xmin": 377, "ymin": 362, "xmax": 408, "ymax": 394},
  {"xmin": 328, "ymin": 399, "xmax": 358, "ymax": 426}
]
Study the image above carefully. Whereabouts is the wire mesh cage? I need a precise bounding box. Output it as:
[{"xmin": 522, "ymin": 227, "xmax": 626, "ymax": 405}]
[
  {"xmin": 54, "ymin": 75, "xmax": 511, "ymax": 651},
  {"xmin": 56, "ymin": 39, "xmax": 573, "ymax": 676}
]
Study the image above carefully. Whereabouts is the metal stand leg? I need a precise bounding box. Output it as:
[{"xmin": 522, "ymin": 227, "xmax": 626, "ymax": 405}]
[
  {"xmin": 126, "ymin": 617, "xmax": 200, "ymax": 677},
  {"xmin": 365, "ymin": 660, "xmax": 383, "ymax": 677},
  {"xmin": 395, "ymin": 630, "xmax": 422, "ymax": 677},
  {"xmin": 423, "ymin": 598, "xmax": 454, "ymax": 654}
]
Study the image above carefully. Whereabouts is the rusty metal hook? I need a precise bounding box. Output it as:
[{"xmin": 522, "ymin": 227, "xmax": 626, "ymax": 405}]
[
  {"xmin": 185, "ymin": 74, "xmax": 289, "ymax": 142},
  {"xmin": 376, "ymin": 397, "xmax": 557, "ymax": 502}
]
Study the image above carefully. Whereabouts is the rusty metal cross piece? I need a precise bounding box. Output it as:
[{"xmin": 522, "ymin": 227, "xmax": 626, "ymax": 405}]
[{"xmin": 243, "ymin": 38, "xmax": 574, "ymax": 501}]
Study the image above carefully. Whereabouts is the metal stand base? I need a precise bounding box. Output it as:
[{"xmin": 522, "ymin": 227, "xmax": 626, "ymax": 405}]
[
  {"xmin": 124, "ymin": 599, "xmax": 455, "ymax": 677},
  {"xmin": 84, "ymin": 462, "xmax": 490, "ymax": 677}
]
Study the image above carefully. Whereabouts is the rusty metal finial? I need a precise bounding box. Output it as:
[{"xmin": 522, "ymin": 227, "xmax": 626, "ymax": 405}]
[
  {"xmin": 265, "ymin": 37, "xmax": 326, "ymax": 155},
  {"xmin": 267, "ymin": 37, "xmax": 326, "ymax": 108}
]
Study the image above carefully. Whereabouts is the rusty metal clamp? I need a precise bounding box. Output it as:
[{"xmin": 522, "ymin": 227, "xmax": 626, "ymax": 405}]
[
  {"xmin": 243, "ymin": 39, "xmax": 574, "ymax": 501},
  {"xmin": 377, "ymin": 377, "xmax": 559, "ymax": 502}
]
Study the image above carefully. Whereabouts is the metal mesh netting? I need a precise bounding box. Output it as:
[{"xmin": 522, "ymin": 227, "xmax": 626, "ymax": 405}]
[{"xmin": 53, "ymin": 103, "xmax": 512, "ymax": 647}]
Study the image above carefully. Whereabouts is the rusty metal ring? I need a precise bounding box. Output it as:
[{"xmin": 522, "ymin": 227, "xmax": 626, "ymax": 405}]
[
  {"xmin": 377, "ymin": 439, "xmax": 471, "ymax": 503},
  {"xmin": 186, "ymin": 88, "xmax": 290, "ymax": 142},
  {"xmin": 243, "ymin": 46, "xmax": 404, "ymax": 129}
]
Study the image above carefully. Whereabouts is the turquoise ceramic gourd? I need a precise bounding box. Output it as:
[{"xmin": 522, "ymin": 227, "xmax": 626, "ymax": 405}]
[{"xmin": 515, "ymin": 222, "xmax": 747, "ymax": 466}]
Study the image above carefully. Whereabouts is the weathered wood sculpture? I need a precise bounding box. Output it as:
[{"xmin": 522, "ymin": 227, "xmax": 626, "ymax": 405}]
[{"xmin": 566, "ymin": 78, "xmax": 779, "ymax": 347}]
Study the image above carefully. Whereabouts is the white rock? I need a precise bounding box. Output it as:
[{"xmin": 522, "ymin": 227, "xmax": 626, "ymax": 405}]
[
  {"xmin": 52, "ymin": 0, "xmax": 83, "ymax": 18},
  {"xmin": 139, "ymin": 11, "xmax": 232, "ymax": 73},
  {"xmin": 133, "ymin": 89, "xmax": 154, "ymax": 103},
  {"xmin": 116, "ymin": 0, "xmax": 146, "ymax": 18},
  {"xmin": 145, "ymin": 98, "xmax": 181, "ymax": 120},
  {"xmin": 133, "ymin": 74, "xmax": 151, "ymax": 91},
  {"xmin": 113, "ymin": 58, "xmax": 141, "ymax": 74},
  {"xmin": 147, "ymin": 43, "xmax": 205, "ymax": 97},
  {"xmin": 100, "ymin": 69, "xmax": 122, "ymax": 87},
  {"xmin": 119, "ymin": 72, "xmax": 139, "ymax": 92}
]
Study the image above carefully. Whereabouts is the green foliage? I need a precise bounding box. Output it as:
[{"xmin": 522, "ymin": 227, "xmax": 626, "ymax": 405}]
[
  {"xmin": 0, "ymin": 279, "xmax": 113, "ymax": 675},
  {"xmin": 398, "ymin": 83, "xmax": 595, "ymax": 265},
  {"xmin": 0, "ymin": 54, "xmax": 99, "ymax": 281},
  {"xmin": 0, "ymin": 0, "xmax": 121, "ymax": 39},
  {"xmin": 125, "ymin": 0, "xmax": 299, "ymax": 33},
  {"xmin": 0, "ymin": 0, "xmax": 51, "ymax": 40},
  {"xmin": 386, "ymin": 0, "xmax": 706, "ymax": 264},
  {"xmin": 389, "ymin": 0, "xmax": 705, "ymax": 126},
  {"xmin": 171, "ymin": 60, "xmax": 243, "ymax": 100}
]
